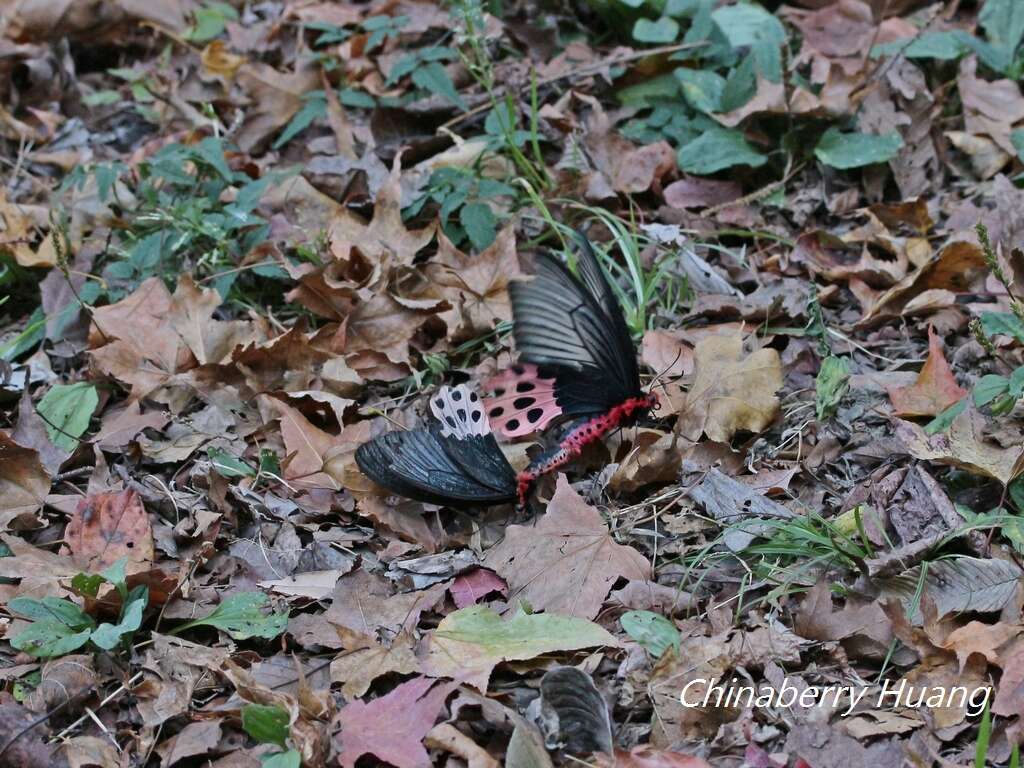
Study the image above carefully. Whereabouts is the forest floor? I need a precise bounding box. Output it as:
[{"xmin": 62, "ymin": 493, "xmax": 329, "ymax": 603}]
[{"xmin": 1, "ymin": 0, "xmax": 1024, "ymax": 766}]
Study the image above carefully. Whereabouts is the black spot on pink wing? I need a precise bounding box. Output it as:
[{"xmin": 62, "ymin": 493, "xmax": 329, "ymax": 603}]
[
  {"xmin": 490, "ymin": 406, "xmax": 504, "ymax": 417},
  {"xmin": 506, "ymin": 418, "xmax": 520, "ymax": 431},
  {"xmin": 512, "ymin": 365, "xmax": 525, "ymax": 374},
  {"xmin": 516, "ymin": 382, "xmax": 535, "ymax": 393},
  {"xmin": 527, "ymin": 408, "xmax": 544, "ymax": 423},
  {"xmin": 513, "ymin": 397, "xmax": 535, "ymax": 409}
]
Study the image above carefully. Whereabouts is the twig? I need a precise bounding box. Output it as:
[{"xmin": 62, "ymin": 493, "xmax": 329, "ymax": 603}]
[{"xmin": 51, "ymin": 672, "xmax": 144, "ymax": 743}]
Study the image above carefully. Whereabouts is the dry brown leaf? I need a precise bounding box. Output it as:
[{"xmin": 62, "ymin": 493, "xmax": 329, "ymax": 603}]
[
  {"xmin": 940, "ymin": 621, "xmax": 1021, "ymax": 673},
  {"xmin": 0, "ymin": 191, "xmax": 45, "ymax": 267},
  {"xmin": 886, "ymin": 326, "xmax": 968, "ymax": 417},
  {"xmin": 663, "ymin": 177, "xmax": 741, "ymax": 210},
  {"xmin": 262, "ymin": 396, "xmax": 341, "ymax": 491},
  {"xmin": 200, "ymin": 40, "xmax": 245, "ymax": 79},
  {"xmin": 483, "ymin": 475, "xmax": 649, "ymax": 619},
  {"xmin": 0, "ymin": 431, "xmax": 50, "ymax": 530},
  {"xmin": 328, "ymin": 153, "xmax": 436, "ymax": 270},
  {"xmin": 423, "ymin": 225, "xmax": 522, "ymax": 340},
  {"xmin": 677, "ymin": 334, "xmax": 782, "ymax": 442},
  {"xmin": 640, "ymin": 330, "xmax": 693, "ymax": 379},
  {"xmin": 330, "ymin": 635, "xmax": 420, "ymax": 698},
  {"xmin": 895, "ymin": 405, "xmax": 1024, "ymax": 484},
  {"xmin": 63, "ymin": 489, "xmax": 155, "ymax": 572},
  {"xmin": 425, "ymin": 723, "xmax": 501, "ymax": 768},
  {"xmin": 993, "ymin": 636, "xmax": 1024, "ymax": 717},
  {"xmin": 860, "ymin": 241, "xmax": 987, "ymax": 324},
  {"xmin": 234, "ymin": 60, "xmax": 319, "ymax": 152}
]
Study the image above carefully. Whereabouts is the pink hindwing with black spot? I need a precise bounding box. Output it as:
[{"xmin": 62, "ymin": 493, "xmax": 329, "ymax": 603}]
[{"xmin": 482, "ymin": 364, "xmax": 561, "ymax": 438}]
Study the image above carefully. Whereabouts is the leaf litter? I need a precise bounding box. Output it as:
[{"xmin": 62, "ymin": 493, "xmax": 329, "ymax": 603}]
[{"xmin": 2, "ymin": 0, "xmax": 1024, "ymax": 765}]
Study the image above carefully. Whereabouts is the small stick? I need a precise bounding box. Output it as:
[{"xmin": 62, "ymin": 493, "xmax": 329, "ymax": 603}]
[{"xmin": 51, "ymin": 672, "xmax": 144, "ymax": 743}]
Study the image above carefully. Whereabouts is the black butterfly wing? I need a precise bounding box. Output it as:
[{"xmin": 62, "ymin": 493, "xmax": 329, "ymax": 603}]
[
  {"xmin": 509, "ymin": 232, "xmax": 640, "ymax": 412},
  {"xmin": 355, "ymin": 428, "xmax": 516, "ymax": 506}
]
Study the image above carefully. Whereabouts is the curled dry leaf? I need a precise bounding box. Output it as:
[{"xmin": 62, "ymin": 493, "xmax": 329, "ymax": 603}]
[
  {"xmin": 483, "ymin": 475, "xmax": 650, "ymax": 619},
  {"xmin": 895, "ymin": 405, "xmax": 1024, "ymax": 484},
  {"xmin": 677, "ymin": 334, "xmax": 782, "ymax": 443}
]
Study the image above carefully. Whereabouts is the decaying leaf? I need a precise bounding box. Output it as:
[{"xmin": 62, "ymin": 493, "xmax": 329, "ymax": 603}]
[
  {"xmin": 677, "ymin": 335, "xmax": 782, "ymax": 442},
  {"xmin": 483, "ymin": 476, "xmax": 649, "ymax": 619}
]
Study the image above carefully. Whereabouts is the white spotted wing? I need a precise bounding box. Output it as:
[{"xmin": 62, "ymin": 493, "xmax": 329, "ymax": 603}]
[{"xmin": 430, "ymin": 384, "xmax": 489, "ymax": 439}]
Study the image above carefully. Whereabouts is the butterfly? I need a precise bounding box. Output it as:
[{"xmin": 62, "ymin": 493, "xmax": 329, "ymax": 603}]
[
  {"xmin": 355, "ymin": 384, "xmax": 517, "ymax": 507},
  {"xmin": 483, "ymin": 232, "xmax": 659, "ymax": 504}
]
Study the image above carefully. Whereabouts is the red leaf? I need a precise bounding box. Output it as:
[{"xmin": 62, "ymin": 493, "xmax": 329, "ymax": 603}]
[
  {"xmin": 334, "ymin": 676, "xmax": 457, "ymax": 768},
  {"xmin": 887, "ymin": 325, "xmax": 968, "ymax": 417},
  {"xmin": 449, "ymin": 568, "xmax": 507, "ymax": 609}
]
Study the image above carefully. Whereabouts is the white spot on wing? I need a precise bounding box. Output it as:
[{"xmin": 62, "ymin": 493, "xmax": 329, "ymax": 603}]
[{"xmin": 430, "ymin": 384, "xmax": 489, "ymax": 439}]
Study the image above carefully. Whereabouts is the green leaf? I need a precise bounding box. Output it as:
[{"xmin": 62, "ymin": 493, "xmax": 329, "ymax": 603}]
[
  {"xmin": 710, "ymin": 3, "xmax": 786, "ymax": 80},
  {"xmin": 720, "ymin": 53, "xmax": 757, "ymax": 112},
  {"xmin": 620, "ymin": 610, "xmax": 680, "ymax": 658},
  {"xmin": 208, "ymin": 447, "xmax": 256, "ymax": 478},
  {"xmin": 101, "ymin": 557, "xmax": 129, "ymax": 591},
  {"xmin": 815, "ymin": 355, "xmax": 850, "ymax": 421},
  {"xmin": 459, "ymin": 203, "xmax": 497, "ymax": 252},
  {"xmin": 974, "ymin": 374, "xmax": 1010, "ymax": 406},
  {"xmin": 616, "ymin": 74, "xmax": 681, "ymax": 107},
  {"xmin": 677, "ymin": 127, "xmax": 767, "ymax": 174},
  {"xmin": 261, "ymin": 750, "xmax": 301, "ymax": 768},
  {"xmin": 172, "ymin": 592, "xmax": 288, "ymax": 640},
  {"xmin": 242, "ymin": 704, "xmax": 290, "ymax": 747},
  {"xmin": 979, "ymin": 0, "xmax": 1024, "ymax": 75},
  {"xmin": 981, "ymin": 311, "xmax": 1024, "ymax": 343},
  {"xmin": 814, "ymin": 128, "xmax": 903, "ymax": 169},
  {"xmin": 410, "ymin": 62, "xmax": 467, "ymax": 110},
  {"xmin": 83, "ymin": 90, "xmax": 121, "ymax": 107},
  {"xmin": 1012, "ymin": 129, "xmax": 1024, "ymax": 162},
  {"xmin": 273, "ymin": 96, "xmax": 326, "ymax": 149},
  {"xmin": 871, "ymin": 30, "xmax": 975, "ymax": 61},
  {"xmin": 1009, "ymin": 365, "xmax": 1024, "ymax": 398},
  {"xmin": 71, "ymin": 573, "xmax": 105, "ymax": 598},
  {"xmin": 0, "ymin": 306, "xmax": 45, "ymax": 361},
  {"xmin": 37, "ymin": 382, "xmax": 99, "ymax": 451},
  {"xmin": 425, "ymin": 605, "xmax": 618, "ymax": 683},
  {"xmin": 633, "ymin": 16, "xmax": 679, "ymax": 44},
  {"xmin": 11, "ymin": 622, "xmax": 93, "ymax": 658},
  {"xmin": 924, "ymin": 397, "xmax": 967, "ymax": 435},
  {"xmin": 194, "ymin": 136, "xmax": 233, "ymax": 181},
  {"xmin": 90, "ymin": 593, "xmax": 145, "ymax": 650},
  {"xmin": 674, "ymin": 68, "xmax": 725, "ymax": 114},
  {"xmin": 9, "ymin": 597, "xmax": 93, "ymax": 630}
]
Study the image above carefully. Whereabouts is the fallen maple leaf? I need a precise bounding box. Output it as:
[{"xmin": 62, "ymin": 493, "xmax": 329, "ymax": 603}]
[
  {"xmin": 333, "ymin": 676, "xmax": 457, "ymax": 768},
  {"xmin": 328, "ymin": 153, "xmax": 436, "ymax": 270},
  {"xmin": 63, "ymin": 489, "xmax": 155, "ymax": 572},
  {"xmin": 330, "ymin": 633, "xmax": 420, "ymax": 698},
  {"xmin": 483, "ymin": 475, "xmax": 649, "ymax": 619},
  {"xmin": 677, "ymin": 334, "xmax": 782, "ymax": 442},
  {"xmin": 422, "ymin": 604, "xmax": 617, "ymax": 691},
  {"xmin": 940, "ymin": 620, "xmax": 1021, "ymax": 673},
  {"xmin": 423, "ymin": 225, "xmax": 522, "ymax": 341},
  {"xmin": 888, "ymin": 326, "xmax": 968, "ymax": 417}
]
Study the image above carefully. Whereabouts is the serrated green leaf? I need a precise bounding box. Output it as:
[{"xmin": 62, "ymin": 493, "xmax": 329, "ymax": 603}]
[
  {"xmin": 676, "ymin": 127, "xmax": 766, "ymax": 174},
  {"xmin": 981, "ymin": 311, "xmax": 1024, "ymax": 343},
  {"xmin": 814, "ymin": 128, "xmax": 903, "ymax": 169},
  {"xmin": 243, "ymin": 704, "xmax": 290, "ymax": 747},
  {"xmin": 37, "ymin": 382, "xmax": 99, "ymax": 451},
  {"xmin": 620, "ymin": 610, "xmax": 680, "ymax": 657},
  {"xmin": 410, "ymin": 62, "xmax": 466, "ymax": 109},
  {"xmin": 815, "ymin": 356, "xmax": 850, "ymax": 421},
  {"xmin": 459, "ymin": 203, "xmax": 497, "ymax": 252},
  {"xmin": 172, "ymin": 592, "xmax": 287, "ymax": 640},
  {"xmin": 633, "ymin": 16, "xmax": 679, "ymax": 44},
  {"xmin": 974, "ymin": 374, "xmax": 1010, "ymax": 406}
]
